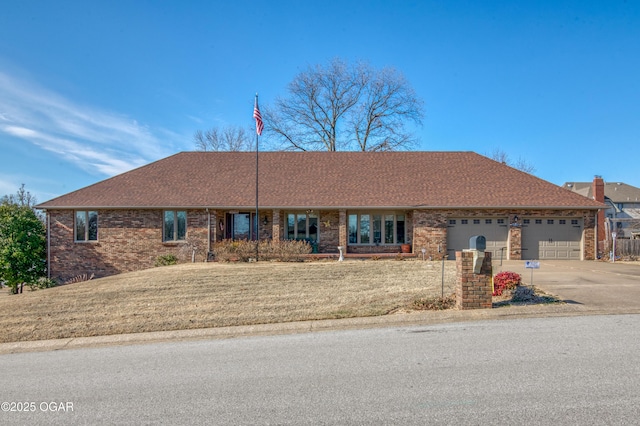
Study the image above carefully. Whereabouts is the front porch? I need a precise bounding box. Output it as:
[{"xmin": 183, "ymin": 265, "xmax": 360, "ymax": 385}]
[{"xmin": 212, "ymin": 208, "xmax": 416, "ymax": 257}]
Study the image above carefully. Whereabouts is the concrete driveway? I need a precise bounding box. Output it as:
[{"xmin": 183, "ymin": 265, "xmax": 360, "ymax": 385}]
[{"xmin": 496, "ymin": 260, "xmax": 640, "ymax": 314}]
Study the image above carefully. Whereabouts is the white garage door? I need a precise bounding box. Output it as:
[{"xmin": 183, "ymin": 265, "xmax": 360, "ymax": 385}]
[
  {"xmin": 447, "ymin": 217, "xmax": 509, "ymax": 260},
  {"xmin": 521, "ymin": 218, "xmax": 582, "ymax": 260}
]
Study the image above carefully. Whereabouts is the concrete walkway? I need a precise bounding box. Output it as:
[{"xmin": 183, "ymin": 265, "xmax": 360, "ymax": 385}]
[{"xmin": 2, "ymin": 260, "xmax": 638, "ymax": 355}]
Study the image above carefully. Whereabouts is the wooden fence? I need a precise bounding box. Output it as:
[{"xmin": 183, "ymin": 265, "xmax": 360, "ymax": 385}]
[
  {"xmin": 603, "ymin": 239, "xmax": 640, "ymax": 258},
  {"xmin": 615, "ymin": 239, "xmax": 640, "ymax": 256}
]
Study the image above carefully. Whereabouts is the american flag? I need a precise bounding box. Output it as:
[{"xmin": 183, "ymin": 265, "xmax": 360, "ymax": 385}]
[{"xmin": 253, "ymin": 97, "xmax": 264, "ymax": 136}]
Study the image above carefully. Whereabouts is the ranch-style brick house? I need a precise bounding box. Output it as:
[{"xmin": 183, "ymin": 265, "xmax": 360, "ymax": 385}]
[{"xmin": 37, "ymin": 151, "xmax": 603, "ymax": 281}]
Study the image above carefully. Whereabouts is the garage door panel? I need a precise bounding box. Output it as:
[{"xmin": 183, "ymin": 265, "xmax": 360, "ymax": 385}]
[
  {"xmin": 447, "ymin": 218, "xmax": 508, "ymax": 260},
  {"xmin": 523, "ymin": 218, "xmax": 582, "ymax": 260}
]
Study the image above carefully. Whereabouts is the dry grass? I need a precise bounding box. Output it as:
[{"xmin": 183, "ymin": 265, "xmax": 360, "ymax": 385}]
[{"xmin": 0, "ymin": 260, "xmax": 457, "ymax": 343}]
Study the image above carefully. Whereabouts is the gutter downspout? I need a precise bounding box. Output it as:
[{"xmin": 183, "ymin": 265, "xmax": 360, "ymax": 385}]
[{"xmin": 206, "ymin": 208, "xmax": 210, "ymax": 261}]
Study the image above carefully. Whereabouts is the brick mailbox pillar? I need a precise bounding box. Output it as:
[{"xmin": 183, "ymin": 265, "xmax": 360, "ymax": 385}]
[{"xmin": 455, "ymin": 250, "xmax": 493, "ymax": 310}]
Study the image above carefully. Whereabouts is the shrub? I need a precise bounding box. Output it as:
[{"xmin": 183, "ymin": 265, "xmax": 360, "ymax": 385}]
[
  {"xmin": 212, "ymin": 240, "xmax": 254, "ymax": 262},
  {"xmin": 212, "ymin": 239, "xmax": 312, "ymax": 262},
  {"xmin": 411, "ymin": 294, "xmax": 456, "ymax": 310},
  {"xmin": 155, "ymin": 254, "xmax": 178, "ymax": 267},
  {"xmin": 27, "ymin": 277, "xmax": 58, "ymax": 291},
  {"xmin": 64, "ymin": 273, "xmax": 95, "ymax": 285},
  {"xmin": 268, "ymin": 240, "xmax": 312, "ymax": 262},
  {"xmin": 493, "ymin": 271, "xmax": 521, "ymax": 296}
]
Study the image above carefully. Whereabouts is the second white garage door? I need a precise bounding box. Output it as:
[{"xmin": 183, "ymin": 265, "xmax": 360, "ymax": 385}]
[
  {"xmin": 521, "ymin": 218, "xmax": 583, "ymax": 260},
  {"xmin": 447, "ymin": 218, "xmax": 509, "ymax": 260}
]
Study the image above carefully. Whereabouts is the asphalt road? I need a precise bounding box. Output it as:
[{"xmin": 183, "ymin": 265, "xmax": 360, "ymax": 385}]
[{"xmin": 2, "ymin": 314, "xmax": 640, "ymax": 425}]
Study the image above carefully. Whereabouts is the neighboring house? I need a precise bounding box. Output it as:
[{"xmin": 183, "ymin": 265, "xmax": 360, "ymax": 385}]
[
  {"xmin": 37, "ymin": 151, "xmax": 603, "ymax": 281},
  {"xmin": 563, "ymin": 178, "xmax": 640, "ymax": 240}
]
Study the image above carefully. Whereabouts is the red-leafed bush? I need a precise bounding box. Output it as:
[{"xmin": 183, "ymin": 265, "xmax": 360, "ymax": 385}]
[{"xmin": 493, "ymin": 271, "xmax": 521, "ymax": 296}]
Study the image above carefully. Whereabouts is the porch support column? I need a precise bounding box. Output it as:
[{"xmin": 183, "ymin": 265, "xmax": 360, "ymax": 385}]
[
  {"xmin": 339, "ymin": 209, "xmax": 347, "ymax": 252},
  {"xmin": 272, "ymin": 209, "xmax": 280, "ymax": 241},
  {"xmin": 508, "ymin": 224, "xmax": 522, "ymax": 260},
  {"xmin": 583, "ymin": 210, "xmax": 596, "ymax": 260},
  {"xmin": 211, "ymin": 210, "xmax": 219, "ymax": 243}
]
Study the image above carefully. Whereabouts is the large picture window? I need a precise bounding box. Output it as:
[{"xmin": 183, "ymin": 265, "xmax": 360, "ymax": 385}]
[
  {"xmin": 348, "ymin": 212, "xmax": 405, "ymax": 245},
  {"xmin": 75, "ymin": 211, "xmax": 98, "ymax": 242},
  {"xmin": 286, "ymin": 212, "xmax": 318, "ymax": 241},
  {"xmin": 164, "ymin": 210, "xmax": 186, "ymax": 241}
]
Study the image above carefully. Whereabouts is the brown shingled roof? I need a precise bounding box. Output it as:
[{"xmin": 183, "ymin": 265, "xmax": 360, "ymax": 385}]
[
  {"xmin": 564, "ymin": 181, "xmax": 640, "ymax": 204},
  {"xmin": 37, "ymin": 151, "xmax": 603, "ymax": 210}
]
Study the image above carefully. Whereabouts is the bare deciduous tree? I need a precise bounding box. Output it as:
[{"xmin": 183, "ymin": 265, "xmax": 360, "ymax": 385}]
[
  {"xmin": 194, "ymin": 125, "xmax": 254, "ymax": 152},
  {"xmin": 264, "ymin": 58, "xmax": 424, "ymax": 151},
  {"xmin": 489, "ymin": 148, "xmax": 536, "ymax": 174},
  {"xmin": 1, "ymin": 184, "xmax": 44, "ymax": 222},
  {"xmin": 1, "ymin": 184, "xmax": 37, "ymax": 208}
]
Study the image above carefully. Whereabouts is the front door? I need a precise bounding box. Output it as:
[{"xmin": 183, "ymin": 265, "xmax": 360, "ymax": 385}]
[{"xmin": 226, "ymin": 213, "xmax": 254, "ymax": 240}]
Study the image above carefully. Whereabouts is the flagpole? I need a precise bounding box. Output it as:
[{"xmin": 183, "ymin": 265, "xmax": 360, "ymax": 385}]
[{"xmin": 254, "ymin": 93, "xmax": 260, "ymax": 262}]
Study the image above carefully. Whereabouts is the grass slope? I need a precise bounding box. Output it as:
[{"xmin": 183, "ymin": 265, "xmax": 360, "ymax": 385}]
[{"xmin": 0, "ymin": 260, "xmax": 457, "ymax": 343}]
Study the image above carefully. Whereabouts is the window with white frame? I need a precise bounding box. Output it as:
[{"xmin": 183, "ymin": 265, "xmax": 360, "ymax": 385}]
[
  {"xmin": 348, "ymin": 212, "xmax": 405, "ymax": 244},
  {"xmin": 286, "ymin": 212, "xmax": 318, "ymax": 241},
  {"xmin": 75, "ymin": 211, "xmax": 98, "ymax": 241},
  {"xmin": 164, "ymin": 210, "xmax": 187, "ymax": 241}
]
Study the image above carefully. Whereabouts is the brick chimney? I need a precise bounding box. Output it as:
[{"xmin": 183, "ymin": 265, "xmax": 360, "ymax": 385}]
[{"xmin": 593, "ymin": 176, "xmax": 605, "ymax": 243}]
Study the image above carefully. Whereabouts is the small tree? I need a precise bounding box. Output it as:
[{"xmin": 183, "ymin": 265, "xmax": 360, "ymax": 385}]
[
  {"xmin": 194, "ymin": 125, "xmax": 254, "ymax": 151},
  {"xmin": 0, "ymin": 183, "xmax": 38, "ymax": 207},
  {"xmin": 489, "ymin": 148, "xmax": 536, "ymax": 174},
  {"xmin": 0, "ymin": 183, "xmax": 44, "ymax": 221},
  {"xmin": 0, "ymin": 204, "xmax": 46, "ymax": 293}
]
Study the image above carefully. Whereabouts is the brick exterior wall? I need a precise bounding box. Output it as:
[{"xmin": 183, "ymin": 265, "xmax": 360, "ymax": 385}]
[
  {"xmin": 412, "ymin": 210, "xmax": 448, "ymax": 259},
  {"xmin": 47, "ymin": 209, "xmax": 209, "ymax": 282},
  {"xmin": 211, "ymin": 209, "xmax": 221, "ymax": 243},
  {"xmin": 455, "ymin": 250, "xmax": 493, "ymax": 310},
  {"xmin": 319, "ymin": 211, "xmax": 340, "ymax": 253},
  {"xmin": 582, "ymin": 210, "xmax": 597, "ymax": 260},
  {"xmin": 46, "ymin": 207, "xmax": 598, "ymax": 281},
  {"xmin": 270, "ymin": 209, "xmax": 280, "ymax": 242}
]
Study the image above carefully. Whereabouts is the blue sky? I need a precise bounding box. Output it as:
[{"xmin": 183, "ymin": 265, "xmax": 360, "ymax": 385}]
[{"xmin": 1, "ymin": 0, "xmax": 638, "ymax": 203}]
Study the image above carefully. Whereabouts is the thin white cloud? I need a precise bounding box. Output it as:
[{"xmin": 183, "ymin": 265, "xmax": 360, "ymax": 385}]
[
  {"xmin": 0, "ymin": 71, "xmax": 174, "ymax": 177},
  {"xmin": 3, "ymin": 125, "xmax": 37, "ymax": 138},
  {"xmin": 2, "ymin": 125, "xmax": 148, "ymax": 176}
]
